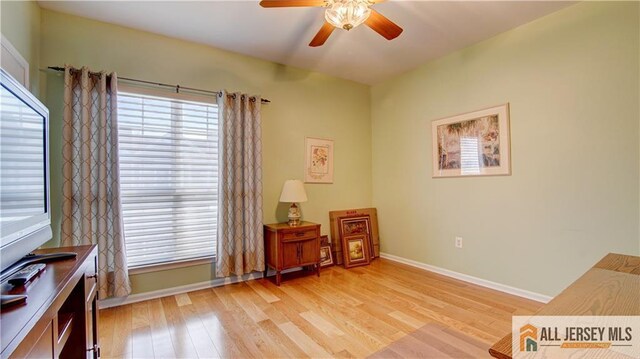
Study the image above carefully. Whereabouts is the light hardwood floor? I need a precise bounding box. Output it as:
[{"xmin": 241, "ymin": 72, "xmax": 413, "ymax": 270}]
[{"xmin": 99, "ymin": 259, "xmax": 543, "ymax": 358}]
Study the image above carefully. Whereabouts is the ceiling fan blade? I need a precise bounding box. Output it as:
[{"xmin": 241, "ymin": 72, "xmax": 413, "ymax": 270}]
[
  {"xmin": 365, "ymin": 9, "xmax": 403, "ymax": 40},
  {"xmin": 309, "ymin": 22, "xmax": 335, "ymax": 47},
  {"xmin": 259, "ymin": 0, "xmax": 327, "ymax": 8}
]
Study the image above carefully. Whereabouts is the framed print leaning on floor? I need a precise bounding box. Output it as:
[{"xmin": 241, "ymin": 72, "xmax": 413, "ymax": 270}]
[
  {"xmin": 432, "ymin": 103, "xmax": 511, "ymax": 178},
  {"xmin": 342, "ymin": 234, "xmax": 371, "ymax": 269},
  {"xmin": 320, "ymin": 246, "xmax": 334, "ymax": 267},
  {"xmin": 338, "ymin": 215, "xmax": 374, "ymax": 258}
]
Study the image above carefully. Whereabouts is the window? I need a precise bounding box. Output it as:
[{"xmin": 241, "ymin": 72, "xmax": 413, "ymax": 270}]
[
  {"xmin": 117, "ymin": 87, "xmax": 218, "ymax": 268},
  {"xmin": 460, "ymin": 137, "xmax": 481, "ymax": 175}
]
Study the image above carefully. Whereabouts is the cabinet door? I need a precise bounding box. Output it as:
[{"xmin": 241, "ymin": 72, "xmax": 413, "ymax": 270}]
[
  {"xmin": 299, "ymin": 239, "xmax": 319, "ymax": 266},
  {"xmin": 85, "ymin": 255, "xmax": 98, "ymax": 300},
  {"xmin": 85, "ymin": 254, "xmax": 100, "ymax": 358},
  {"xmin": 282, "ymin": 242, "xmax": 300, "ymax": 269},
  {"xmin": 86, "ymin": 292, "xmax": 99, "ymax": 358}
]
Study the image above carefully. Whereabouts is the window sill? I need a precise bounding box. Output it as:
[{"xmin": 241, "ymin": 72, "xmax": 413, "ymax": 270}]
[{"xmin": 128, "ymin": 256, "xmax": 215, "ymax": 275}]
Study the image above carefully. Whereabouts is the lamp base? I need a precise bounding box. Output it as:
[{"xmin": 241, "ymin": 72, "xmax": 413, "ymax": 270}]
[{"xmin": 287, "ymin": 203, "xmax": 302, "ymax": 227}]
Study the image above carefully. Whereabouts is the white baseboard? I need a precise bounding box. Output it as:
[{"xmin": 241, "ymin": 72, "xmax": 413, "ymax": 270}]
[
  {"xmin": 99, "ymin": 267, "xmax": 307, "ymax": 309},
  {"xmin": 99, "ymin": 272, "xmax": 263, "ymax": 309},
  {"xmin": 101, "ymin": 255, "xmax": 551, "ymax": 309},
  {"xmin": 379, "ymin": 252, "xmax": 552, "ymax": 303}
]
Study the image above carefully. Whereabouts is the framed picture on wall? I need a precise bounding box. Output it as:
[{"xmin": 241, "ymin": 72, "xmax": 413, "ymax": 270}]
[
  {"xmin": 432, "ymin": 103, "xmax": 511, "ymax": 178},
  {"xmin": 304, "ymin": 137, "xmax": 334, "ymax": 183}
]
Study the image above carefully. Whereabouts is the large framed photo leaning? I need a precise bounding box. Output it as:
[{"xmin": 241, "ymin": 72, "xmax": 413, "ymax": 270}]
[
  {"xmin": 329, "ymin": 208, "xmax": 380, "ymax": 266},
  {"xmin": 432, "ymin": 104, "xmax": 511, "ymax": 178},
  {"xmin": 305, "ymin": 137, "xmax": 334, "ymax": 183},
  {"xmin": 342, "ymin": 234, "xmax": 371, "ymax": 269}
]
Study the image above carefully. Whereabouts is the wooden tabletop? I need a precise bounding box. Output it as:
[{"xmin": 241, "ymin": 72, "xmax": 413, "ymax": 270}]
[
  {"xmin": 264, "ymin": 221, "xmax": 319, "ymax": 230},
  {"xmin": 489, "ymin": 253, "xmax": 640, "ymax": 359}
]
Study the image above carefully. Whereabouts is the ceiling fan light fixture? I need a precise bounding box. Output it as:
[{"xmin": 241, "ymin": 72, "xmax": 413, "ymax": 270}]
[{"xmin": 325, "ymin": 0, "xmax": 371, "ymax": 31}]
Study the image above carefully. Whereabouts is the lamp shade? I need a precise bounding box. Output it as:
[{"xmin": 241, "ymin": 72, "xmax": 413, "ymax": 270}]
[{"xmin": 279, "ymin": 180, "xmax": 308, "ymax": 203}]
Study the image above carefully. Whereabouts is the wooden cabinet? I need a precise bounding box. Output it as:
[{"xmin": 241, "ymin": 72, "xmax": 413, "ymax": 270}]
[
  {"xmin": 1, "ymin": 245, "xmax": 100, "ymax": 359},
  {"xmin": 264, "ymin": 222, "xmax": 321, "ymax": 285}
]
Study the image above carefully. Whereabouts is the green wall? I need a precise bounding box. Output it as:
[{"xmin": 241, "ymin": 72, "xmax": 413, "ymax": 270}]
[
  {"xmin": 370, "ymin": 1, "xmax": 640, "ymax": 297},
  {"xmin": 0, "ymin": 0, "xmax": 41, "ymax": 97},
  {"xmin": 39, "ymin": 9, "xmax": 372, "ymax": 294},
  {"xmin": 3, "ymin": 1, "xmax": 639, "ymax": 298}
]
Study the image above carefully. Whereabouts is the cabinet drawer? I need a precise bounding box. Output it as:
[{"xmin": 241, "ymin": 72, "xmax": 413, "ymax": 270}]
[{"xmin": 281, "ymin": 228, "xmax": 316, "ymax": 241}]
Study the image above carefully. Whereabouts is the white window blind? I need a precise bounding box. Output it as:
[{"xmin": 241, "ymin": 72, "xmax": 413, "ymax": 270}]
[{"xmin": 117, "ymin": 89, "xmax": 218, "ymax": 268}]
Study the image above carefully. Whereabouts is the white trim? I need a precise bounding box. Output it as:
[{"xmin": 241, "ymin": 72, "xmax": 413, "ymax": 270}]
[
  {"xmin": 101, "ymin": 253, "xmax": 553, "ymax": 310},
  {"xmin": 128, "ymin": 256, "xmax": 215, "ymax": 275},
  {"xmin": 99, "ymin": 267, "xmax": 305, "ymax": 309},
  {"xmin": 0, "ymin": 34, "xmax": 29, "ymax": 90},
  {"xmin": 99, "ymin": 272, "xmax": 263, "ymax": 309},
  {"xmin": 379, "ymin": 252, "xmax": 552, "ymax": 303}
]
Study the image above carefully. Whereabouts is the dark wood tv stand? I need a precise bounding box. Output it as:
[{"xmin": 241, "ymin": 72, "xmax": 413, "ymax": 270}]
[{"xmin": 1, "ymin": 245, "xmax": 99, "ymax": 358}]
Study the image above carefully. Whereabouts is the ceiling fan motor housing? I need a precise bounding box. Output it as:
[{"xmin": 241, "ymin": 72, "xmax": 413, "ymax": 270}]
[{"xmin": 325, "ymin": 0, "xmax": 372, "ymax": 31}]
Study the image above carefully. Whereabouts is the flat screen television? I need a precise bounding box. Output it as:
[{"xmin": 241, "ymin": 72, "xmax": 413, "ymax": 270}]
[{"xmin": 0, "ymin": 68, "xmax": 52, "ymax": 275}]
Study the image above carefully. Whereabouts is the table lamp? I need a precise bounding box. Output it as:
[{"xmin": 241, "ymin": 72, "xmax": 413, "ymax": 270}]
[{"xmin": 279, "ymin": 179, "xmax": 308, "ymax": 226}]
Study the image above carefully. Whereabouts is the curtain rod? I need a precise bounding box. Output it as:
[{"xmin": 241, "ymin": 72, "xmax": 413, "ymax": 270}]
[{"xmin": 46, "ymin": 66, "xmax": 271, "ymax": 104}]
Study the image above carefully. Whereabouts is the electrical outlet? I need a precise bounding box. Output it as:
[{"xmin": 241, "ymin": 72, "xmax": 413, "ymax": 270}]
[{"xmin": 455, "ymin": 236, "xmax": 463, "ymax": 248}]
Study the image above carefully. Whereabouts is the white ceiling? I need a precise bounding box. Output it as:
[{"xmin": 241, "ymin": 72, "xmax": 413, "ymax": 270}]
[{"xmin": 38, "ymin": 1, "xmax": 574, "ymax": 85}]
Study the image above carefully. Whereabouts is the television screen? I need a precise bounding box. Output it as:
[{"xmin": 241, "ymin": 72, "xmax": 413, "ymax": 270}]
[{"xmin": 0, "ymin": 69, "xmax": 51, "ymax": 273}]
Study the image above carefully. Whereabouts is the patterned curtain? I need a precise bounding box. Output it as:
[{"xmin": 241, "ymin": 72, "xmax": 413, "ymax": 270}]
[
  {"xmin": 216, "ymin": 91, "xmax": 264, "ymax": 277},
  {"xmin": 61, "ymin": 66, "xmax": 131, "ymax": 298}
]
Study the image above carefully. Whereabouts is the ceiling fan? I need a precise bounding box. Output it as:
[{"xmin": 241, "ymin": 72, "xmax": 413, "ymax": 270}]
[{"xmin": 259, "ymin": 0, "xmax": 403, "ymax": 47}]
